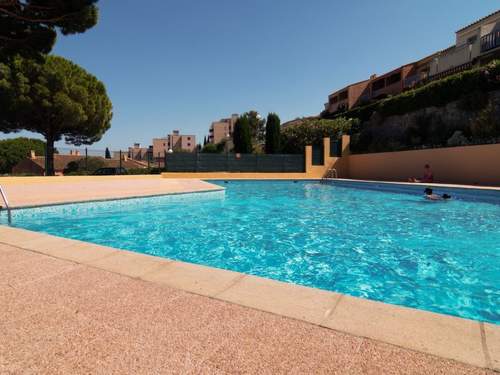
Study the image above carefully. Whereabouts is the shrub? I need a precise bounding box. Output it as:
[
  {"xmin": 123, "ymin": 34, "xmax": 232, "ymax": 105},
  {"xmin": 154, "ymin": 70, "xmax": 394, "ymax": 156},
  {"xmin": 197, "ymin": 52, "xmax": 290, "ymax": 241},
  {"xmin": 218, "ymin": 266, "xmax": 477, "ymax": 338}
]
[{"xmin": 63, "ymin": 157, "xmax": 105, "ymax": 175}]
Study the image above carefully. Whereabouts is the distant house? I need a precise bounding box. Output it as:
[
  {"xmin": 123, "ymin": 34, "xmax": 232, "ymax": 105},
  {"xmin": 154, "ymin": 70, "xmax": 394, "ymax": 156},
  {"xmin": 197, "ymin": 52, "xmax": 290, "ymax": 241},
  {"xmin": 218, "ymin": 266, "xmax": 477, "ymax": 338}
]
[
  {"xmin": 152, "ymin": 130, "xmax": 196, "ymax": 160},
  {"xmin": 12, "ymin": 151, "xmax": 147, "ymax": 176}
]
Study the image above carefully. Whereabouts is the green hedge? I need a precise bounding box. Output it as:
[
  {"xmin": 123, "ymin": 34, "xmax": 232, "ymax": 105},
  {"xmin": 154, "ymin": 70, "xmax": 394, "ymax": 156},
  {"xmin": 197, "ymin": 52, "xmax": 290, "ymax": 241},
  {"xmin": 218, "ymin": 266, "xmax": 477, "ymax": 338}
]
[{"xmin": 327, "ymin": 60, "xmax": 500, "ymax": 122}]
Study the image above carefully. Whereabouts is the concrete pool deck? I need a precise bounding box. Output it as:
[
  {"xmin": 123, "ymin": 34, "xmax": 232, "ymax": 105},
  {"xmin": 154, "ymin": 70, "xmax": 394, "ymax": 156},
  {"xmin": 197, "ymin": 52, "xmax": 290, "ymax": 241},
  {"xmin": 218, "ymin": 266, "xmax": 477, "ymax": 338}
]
[
  {"xmin": 0, "ymin": 176, "xmax": 223, "ymax": 208},
  {"xmin": 1, "ymin": 176, "xmax": 499, "ymax": 373}
]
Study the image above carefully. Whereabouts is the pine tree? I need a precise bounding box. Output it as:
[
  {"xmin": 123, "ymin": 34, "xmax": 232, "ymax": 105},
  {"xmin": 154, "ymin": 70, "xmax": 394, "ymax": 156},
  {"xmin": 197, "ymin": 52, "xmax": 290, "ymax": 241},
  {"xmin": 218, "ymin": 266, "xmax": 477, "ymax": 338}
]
[{"xmin": 105, "ymin": 147, "xmax": 111, "ymax": 159}]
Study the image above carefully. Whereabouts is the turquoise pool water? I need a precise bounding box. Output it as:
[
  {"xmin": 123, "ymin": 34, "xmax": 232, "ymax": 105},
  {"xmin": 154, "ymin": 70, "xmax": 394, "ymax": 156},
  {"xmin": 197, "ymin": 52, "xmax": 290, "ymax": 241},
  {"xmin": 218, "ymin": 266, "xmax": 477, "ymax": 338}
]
[{"xmin": 2, "ymin": 180, "xmax": 499, "ymax": 324}]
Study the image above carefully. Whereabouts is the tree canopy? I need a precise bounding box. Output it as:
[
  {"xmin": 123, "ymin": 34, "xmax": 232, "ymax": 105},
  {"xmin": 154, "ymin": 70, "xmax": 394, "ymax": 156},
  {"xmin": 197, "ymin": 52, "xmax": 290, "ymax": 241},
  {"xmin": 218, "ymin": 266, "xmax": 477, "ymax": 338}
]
[
  {"xmin": 0, "ymin": 137, "xmax": 45, "ymax": 174},
  {"xmin": 281, "ymin": 117, "xmax": 355, "ymax": 154},
  {"xmin": 0, "ymin": 0, "xmax": 99, "ymax": 58},
  {"xmin": 243, "ymin": 110, "xmax": 266, "ymax": 145},
  {"xmin": 0, "ymin": 54, "xmax": 113, "ymax": 175},
  {"xmin": 232, "ymin": 115, "xmax": 252, "ymax": 154},
  {"xmin": 265, "ymin": 113, "xmax": 281, "ymax": 154}
]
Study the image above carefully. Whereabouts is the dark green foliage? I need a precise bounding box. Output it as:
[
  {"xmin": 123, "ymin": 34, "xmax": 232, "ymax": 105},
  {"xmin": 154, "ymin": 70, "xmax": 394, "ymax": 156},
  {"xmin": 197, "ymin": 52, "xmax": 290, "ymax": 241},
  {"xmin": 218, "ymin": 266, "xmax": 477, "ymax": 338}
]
[
  {"xmin": 244, "ymin": 111, "xmax": 266, "ymax": 144},
  {"xmin": 470, "ymin": 103, "xmax": 500, "ymax": 140},
  {"xmin": 0, "ymin": 1, "xmax": 99, "ymax": 58},
  {"xmin": 281, "ymin": 117, "xmax": 355, "ymax": 154},
  {"xmin": 105, "ymin": 147, "xmax": 111, "ymax": 159},
  {"xmin": 232, "ymin": 115, "xmax": 253, "ymax": 153},
  {"xmin": 125, "ymin": 168, "xmax": 160, "ymax": 175},
  {"xmin": 0, "ymin": 137, "xmax": 45, "ymax": 174},
  {"xmin": 457, "ymin": 90, "xmax": 489, "ymax": 112},
  {"xmin": 201, "ymin": 143, "xmax": 219, "ymax": 153},
  {"xmin": 265, "ymin": 113, "xmax": 281, "ymax": 154},
  {"xmin": 63, "ymin": 156, "xmax": 105, "ymax": 175},
  {"xmin": 327, "ymin": 60, "xmax": 500, "ymax": 122},
  {"xmin": 0, "ymin": 55, "xmax": 113, "ymax": 175}
]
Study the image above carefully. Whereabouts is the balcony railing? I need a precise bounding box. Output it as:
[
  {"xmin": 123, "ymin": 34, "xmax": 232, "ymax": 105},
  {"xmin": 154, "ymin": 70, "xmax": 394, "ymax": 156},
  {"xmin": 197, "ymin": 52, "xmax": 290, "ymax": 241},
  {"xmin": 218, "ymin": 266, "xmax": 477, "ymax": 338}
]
[{"xmin": 481, "ymin": 30, "xmax": 500, "ymax": 53}]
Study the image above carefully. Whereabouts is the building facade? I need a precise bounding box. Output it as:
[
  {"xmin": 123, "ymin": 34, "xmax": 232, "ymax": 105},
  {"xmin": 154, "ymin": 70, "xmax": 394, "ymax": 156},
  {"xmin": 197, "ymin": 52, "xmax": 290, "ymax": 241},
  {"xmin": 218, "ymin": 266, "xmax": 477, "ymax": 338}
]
[
  {"xmin": 128, "ymin": 143, "xmax": 151, "ymax": 161},
  {"xmin": 208, "ymin": 114, "xmax": 239, "ymax": 144},
  {"xmin": 323, "ymin": 10, "xmax": 500, "ymax": 115},
  {"xmin": 152, "ymin": 130, "xmax": 196, "ymax": 158}
]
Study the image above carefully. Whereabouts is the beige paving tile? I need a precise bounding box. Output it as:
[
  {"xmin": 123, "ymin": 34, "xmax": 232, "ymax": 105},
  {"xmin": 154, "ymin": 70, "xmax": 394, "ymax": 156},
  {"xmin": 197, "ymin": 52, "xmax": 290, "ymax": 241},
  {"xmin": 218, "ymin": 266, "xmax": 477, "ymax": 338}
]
[
  {"xmin": 216, "ymin": 275, "xmax": 340, "ymax": 325},
  {"xmin": 141, "ymin": 261, "xmax": 242, "ymax": 297},
  {"xmin": 87, "ymin": 250, "xmax": 171, "ymax": 278},
  {"xmin": 484, "ymin": 323, "xmax": 500, "ymax": 371},
  {"xmin": 43, "ymin": 241, "xmax": 119, "ymax": 263},
  {"xmin": 0, "ymin": 225, "xmax": 47, "ymax": 246},
  {"xmin": 322, "ymin": 294, "xmax": 485, "ymax": 368},
  {"xmin": 16, "ymin": 233, "xmax": 82, "ymax": 252}
]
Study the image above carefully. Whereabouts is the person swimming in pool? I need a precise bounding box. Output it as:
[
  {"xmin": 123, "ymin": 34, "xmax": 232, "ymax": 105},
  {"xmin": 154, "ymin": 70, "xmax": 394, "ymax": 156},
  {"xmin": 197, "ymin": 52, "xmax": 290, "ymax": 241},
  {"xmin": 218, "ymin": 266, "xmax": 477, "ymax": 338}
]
[{"xmin": 424, "ymin": 188, "xmax": 451, "ymax": 201}]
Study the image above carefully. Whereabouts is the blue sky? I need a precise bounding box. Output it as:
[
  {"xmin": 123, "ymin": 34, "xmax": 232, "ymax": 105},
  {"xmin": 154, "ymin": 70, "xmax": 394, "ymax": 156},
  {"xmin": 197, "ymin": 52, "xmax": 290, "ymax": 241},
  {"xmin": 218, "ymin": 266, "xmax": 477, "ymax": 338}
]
[{"xmin": 2, "ymin": 0, "xmax": 499, "ymax": 150}]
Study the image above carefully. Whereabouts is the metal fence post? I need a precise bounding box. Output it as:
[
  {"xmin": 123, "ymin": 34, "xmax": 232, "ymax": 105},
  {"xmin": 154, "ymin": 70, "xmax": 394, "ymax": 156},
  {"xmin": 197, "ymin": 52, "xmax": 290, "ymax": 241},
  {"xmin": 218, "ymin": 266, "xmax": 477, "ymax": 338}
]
[
  {"xmin": 164, "ymin": 150, "xmax": 167, "ymax": 171},
  {"xmin": 119, "ymin": 150, "xmax": 122, "ymax": 171},
  {"xmin": 85, "ymin": 148, "xmax": 88, "ymax": 173}
]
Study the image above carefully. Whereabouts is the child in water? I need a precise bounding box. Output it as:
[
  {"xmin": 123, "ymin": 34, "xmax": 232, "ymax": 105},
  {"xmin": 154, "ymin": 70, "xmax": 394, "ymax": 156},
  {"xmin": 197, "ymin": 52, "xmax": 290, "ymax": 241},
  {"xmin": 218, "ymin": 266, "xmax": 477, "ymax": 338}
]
[{"xmin": 424, "ymin": 188, "xmax": 451, "ymax": 201}]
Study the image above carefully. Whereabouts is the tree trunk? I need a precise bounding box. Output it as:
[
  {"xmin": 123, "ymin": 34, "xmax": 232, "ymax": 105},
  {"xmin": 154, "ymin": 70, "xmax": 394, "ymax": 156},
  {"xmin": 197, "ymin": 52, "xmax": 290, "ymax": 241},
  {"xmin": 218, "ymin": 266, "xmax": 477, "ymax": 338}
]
[{"xmin": 45, "ymin": 134, "xmax": 55, "ymax": 176}]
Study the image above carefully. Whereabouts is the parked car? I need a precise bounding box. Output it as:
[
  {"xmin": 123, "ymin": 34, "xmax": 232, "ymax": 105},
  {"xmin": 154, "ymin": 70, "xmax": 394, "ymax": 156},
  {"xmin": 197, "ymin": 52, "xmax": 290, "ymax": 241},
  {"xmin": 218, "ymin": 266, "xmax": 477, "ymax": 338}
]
[{"xmin": 92, "ymin": 167, "xmax": 127, "ymax": 175}]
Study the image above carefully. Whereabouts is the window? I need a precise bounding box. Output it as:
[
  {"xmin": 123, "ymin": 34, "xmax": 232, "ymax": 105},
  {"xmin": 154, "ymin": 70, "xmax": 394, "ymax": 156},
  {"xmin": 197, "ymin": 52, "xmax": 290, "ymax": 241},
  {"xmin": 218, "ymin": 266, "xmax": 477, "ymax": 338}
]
[
  {"xmin": 386, "ymin": 72, "xmax": 401, "ymax": 86},
  {"xmin": 329, "ymin": 96, "xmax": 339, "ymax": 104},
  {"xmin": 372, "ymin": 78, "xmax": 385, "ymax": 91},
  {"xmin": 467, "ymin": 35, "xmax": 477, "ymax": 44},
  {"xmin": 187, "ymin": 137, "xmax": 191, "ymax": 140},
  {"xmin": 187, "ymin": 143, "xmax": 191, "ymax": 147},
  {"xmin": 338, "ymin": 91, "xmax": 348, "ymax": 101}
]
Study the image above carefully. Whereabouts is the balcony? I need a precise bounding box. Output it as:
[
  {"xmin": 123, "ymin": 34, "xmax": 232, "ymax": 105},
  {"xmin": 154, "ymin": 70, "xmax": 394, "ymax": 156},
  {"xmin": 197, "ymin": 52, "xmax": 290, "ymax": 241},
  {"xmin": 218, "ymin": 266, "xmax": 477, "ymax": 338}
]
[{"xmin": 481, "ymin": 30, "xmax": 500, "ymax": 53}]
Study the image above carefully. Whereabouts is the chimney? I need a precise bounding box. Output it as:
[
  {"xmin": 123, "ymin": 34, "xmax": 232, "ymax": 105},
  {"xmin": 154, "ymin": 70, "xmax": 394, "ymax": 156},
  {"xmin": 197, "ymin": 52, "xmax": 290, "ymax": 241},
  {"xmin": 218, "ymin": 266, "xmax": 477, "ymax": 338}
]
[
  {"xmin": 30, "ymin": 150, "xmax": 36, "ymax": 159},
  {"xmin": 122, "ymin": 154, "xmax": 128, "ymax": 161}
]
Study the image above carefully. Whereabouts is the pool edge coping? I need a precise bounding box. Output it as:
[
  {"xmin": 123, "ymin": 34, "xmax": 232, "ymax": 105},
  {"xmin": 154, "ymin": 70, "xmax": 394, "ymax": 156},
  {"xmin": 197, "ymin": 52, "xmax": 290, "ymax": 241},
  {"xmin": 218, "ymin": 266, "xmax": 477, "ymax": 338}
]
[{"xmin": 0, "ymin": 224, "xmax": 498, "ymax": 371}]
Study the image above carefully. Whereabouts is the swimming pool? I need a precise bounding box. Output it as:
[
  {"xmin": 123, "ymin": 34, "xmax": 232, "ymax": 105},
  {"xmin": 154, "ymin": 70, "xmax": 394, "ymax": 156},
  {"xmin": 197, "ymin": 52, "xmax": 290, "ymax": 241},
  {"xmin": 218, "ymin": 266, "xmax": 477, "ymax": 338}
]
[{"xmin": 2, "ymin": 180, "xmax": 499, "ymax": 324}]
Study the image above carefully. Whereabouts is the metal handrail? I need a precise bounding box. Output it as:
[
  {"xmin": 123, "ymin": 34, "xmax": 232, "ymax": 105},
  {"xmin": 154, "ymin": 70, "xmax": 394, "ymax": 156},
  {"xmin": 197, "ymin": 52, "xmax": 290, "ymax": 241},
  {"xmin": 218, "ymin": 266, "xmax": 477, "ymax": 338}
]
[
  {"xmin": 0, "ymin": 185, "xmax": 12, "ymax": 224},
  {"xmin": 320, "ymin": 168, "xmax": 338, "ymax": 184}
]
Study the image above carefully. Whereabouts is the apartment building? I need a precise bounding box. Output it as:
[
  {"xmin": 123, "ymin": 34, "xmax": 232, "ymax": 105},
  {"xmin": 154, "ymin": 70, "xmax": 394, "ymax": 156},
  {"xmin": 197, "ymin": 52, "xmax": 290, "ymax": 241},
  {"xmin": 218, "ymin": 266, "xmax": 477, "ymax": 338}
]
[
  {"xmin": 430, "ymin": 10, "xmax": 500, "ymax": 79},
  {"xmin": 326, "ymin": 79, "xmax": 371, "ymax": 113},
  {"xmin": 323, "ymin": 10, "xmax": 500, "ymax": 115},
  {"xmin": 128, "ymin": 143, "xmax": 151, "ymax": 161},
  {"xmin": 152, "ymin": 130, "xmax": 196, "ymax": 158},
  {"xmin": 208, "ymin": 114, "xmax": 238, "ymax": 144}
]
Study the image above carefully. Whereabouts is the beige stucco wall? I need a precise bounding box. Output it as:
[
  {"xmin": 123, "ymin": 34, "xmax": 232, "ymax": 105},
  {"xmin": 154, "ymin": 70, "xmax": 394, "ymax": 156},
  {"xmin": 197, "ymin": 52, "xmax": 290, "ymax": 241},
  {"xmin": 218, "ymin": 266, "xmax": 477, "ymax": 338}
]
[{"xmin": 344, "ymin": 143, "xmax": 500, "ymax": 186}]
